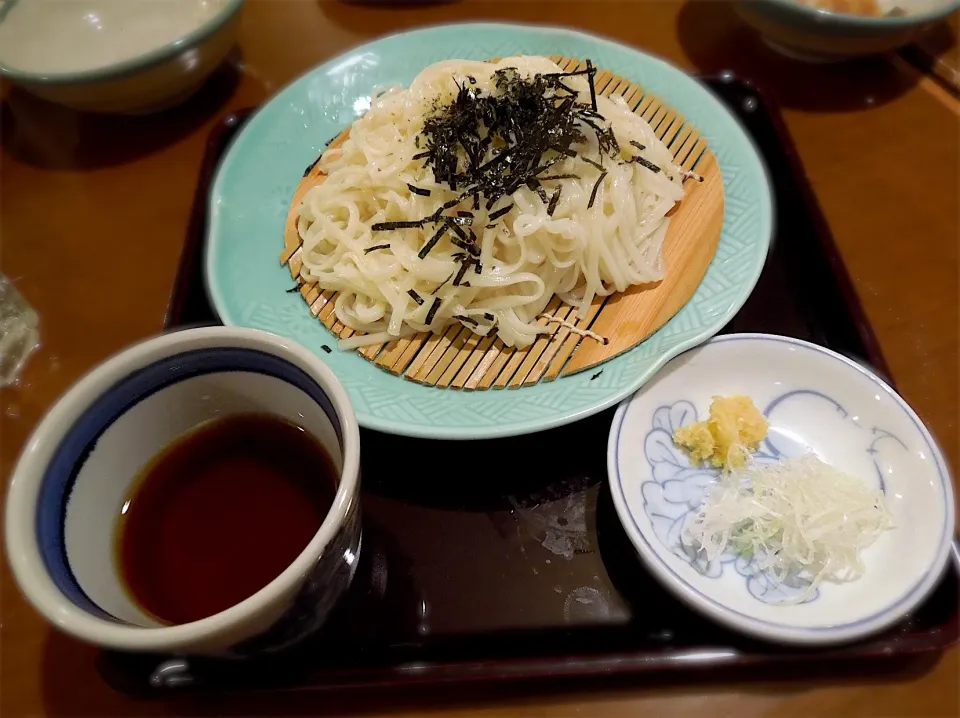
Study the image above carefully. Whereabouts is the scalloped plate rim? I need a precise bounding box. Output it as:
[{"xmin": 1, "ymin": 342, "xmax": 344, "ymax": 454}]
[{"xmin": 204, "ymin": 22, "xmax": 774, "ymax": 439}]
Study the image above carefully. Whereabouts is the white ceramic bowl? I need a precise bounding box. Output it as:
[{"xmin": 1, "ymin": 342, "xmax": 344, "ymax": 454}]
[
  {"xmin": 5, "ymin": 326, "xmax": 361, "ymax": 655},
  {"xmin": 736, "ymin": 0, "xmax": 960, "ymax": 61},
  {"xmin": 608, "ymin": 333, "xmax": 955, "ymax": 645},
  {"xmin": 0, "ymin": 0, "xmax": 243, "ymax": 113}
]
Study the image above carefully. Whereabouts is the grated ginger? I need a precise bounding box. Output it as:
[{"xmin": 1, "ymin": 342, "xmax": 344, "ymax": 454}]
[{"xmin": 673, "ymin": 395, "xmax": 768, "ymax": 471}]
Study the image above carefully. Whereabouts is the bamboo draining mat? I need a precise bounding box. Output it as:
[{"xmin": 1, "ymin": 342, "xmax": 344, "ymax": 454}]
[{"xmin": 281, "ymin": 56, "xmax": 724, "ymax": 389}]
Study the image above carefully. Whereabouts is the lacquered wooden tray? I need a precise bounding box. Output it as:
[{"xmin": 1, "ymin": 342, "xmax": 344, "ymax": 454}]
[{"xmin": 100, "ymin": 77, "xmax": 959, "ymax": 697}]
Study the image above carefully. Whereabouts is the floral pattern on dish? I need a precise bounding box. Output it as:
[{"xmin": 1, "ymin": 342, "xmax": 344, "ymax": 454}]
[{"xmin": 640, "ymin": 392, "xmax": 906, "ymax": 605}]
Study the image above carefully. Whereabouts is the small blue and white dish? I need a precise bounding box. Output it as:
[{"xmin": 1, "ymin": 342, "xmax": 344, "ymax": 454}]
[
  {"xmin": 5, "ymin": 326, "xmax": 361, "ymax": 655},
  {"xmin": 608, "ymin": 333, "xmax": 956, "ymax": 645}
]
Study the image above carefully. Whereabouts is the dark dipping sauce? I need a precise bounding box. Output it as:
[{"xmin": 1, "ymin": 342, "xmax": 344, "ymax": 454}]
[{"xmin": 115, "ymin": 414, "xmax": 338, "ymax": 625}]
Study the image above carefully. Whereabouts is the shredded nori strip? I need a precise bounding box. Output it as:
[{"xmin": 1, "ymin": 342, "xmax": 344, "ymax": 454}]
[
  {"xmin": 407, "ymin": 183, "xmax": 431, "ymax": 197},
  {"xmin": 418, "ymin": 224, "xmax": 449, "ymax": 259},
  {"xmin": 372, "ymin": 61, "xmax": 635, "ymax": 265},
  {"xmin": 544, "ymin": 67, "xmax": 594, "ymax": 79},
  {"xmin": 432, "ymin": 270, "xmax": 454, "ymax": 294},
  {"xmin": 321, "ymin": 344, "xmax": 333, "ymax": 354},
  {"xmin": 474, "ymin": 260, "xmax": 483, "ymax": 274},
  {"xmin": 454, "ymin": 314, "xmax": 479, "ymax": 327},
  {"xmin": 586, "ymin": 60, "xmax": 597, "ymax": 112},
  {"xmin": 372, "ymin": 220, "xmax": 425, "ymax": 231},
  {"xmin": 578, "ymin": 115, "xmax": 605, "ymax": 135},
  {"xmin": 587, "ymin": 171, "xmax": 607, "ymax": 209},
  {"xmin": 324, "ymin": 134, "xmax": 340, "ymax": 147},
  {"xmin": 629, "ymin": 140, "xmax": 646, "ymax": 152},
  {"xmin": 526, "ymin": 177, "xmax": 550, "ymax": 204},
  {"xmin": 364, "ymin": 244, "xmax": 391, "ymax": 254},
  {"xmin": 483, "ymin": 312, "xmax": 495, "ymax": 322},
  {"xmin": 553, "ymin": 79, "xmax": 578, "ymax": 96},
  {"xmin": 444, "ymin": 217, "xmax": 470, "ymax": 242},
  {"xmin": 581, "ymin": 156, "xmax": 605, "ymax": 171},
  {"xmin": 595, "ymin": 126, "xmax": 620, "ymax": 156},
  {"xmin": 303, "ymin": 155, "xmax": 322, "ymax": 177},
  {"xmin": 407, "ymin": 289, "xmax": 424, "ymax": 306},
  {"xmin": 631, "ymin": 156, "xmax": 662, "ymax": 174},
  {"xmin": 425, "ymin": 296, "xmax": 442, "ymax": 325},
  {"xmin": 590, "ymin": 370, "xmax": 603, "ymax": 380},
  {"xmin": 547, "ymin": 187, "xmax": 561, "ymax": 216},
  {"xmin": 451, "ymin": 236, "xmax": 481, "ymax": 256},
  {"xmin": 526, "ymin": 153, "xmax": 571, "ymax": 181},
  {"xmin": 415, "ymin": 62, "xmax": 617, "ymax": 227},
  {"xmin": 286, "ymin": 282, "xmax": 304, "ymax": 293},
  {"xmin": 452, "ymin": 261, "xmax": 471, "ymax": 287}
]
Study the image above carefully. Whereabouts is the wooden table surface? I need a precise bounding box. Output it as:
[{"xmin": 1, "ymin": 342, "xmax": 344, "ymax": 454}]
[
  {"xmin": 2, "ymin": 1, "xmax": 958, "ymax": 716},
  {"xmin": 907, "ymin": 11, "xmax": 960, "ymax": 91}
]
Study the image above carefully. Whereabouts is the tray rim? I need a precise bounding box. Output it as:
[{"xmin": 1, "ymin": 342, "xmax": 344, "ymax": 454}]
[
  {"xmin": 142, "ymin": 76, "xmax": 958, "ymax": 697},
  {"xmin": 202, "ymin": 22, "xmax": 774, "ymax": 440}
]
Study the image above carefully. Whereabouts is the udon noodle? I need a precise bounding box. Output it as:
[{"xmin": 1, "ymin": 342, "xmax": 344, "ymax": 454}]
[{"xmin": 293, "ymin": 55, "xmax": 688, "ymax": 349}]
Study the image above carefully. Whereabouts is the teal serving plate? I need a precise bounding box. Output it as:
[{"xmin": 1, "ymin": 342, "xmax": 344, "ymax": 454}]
[{"xmin": 205, "ymin": 23, "xmax": 773, "ymax": 439}]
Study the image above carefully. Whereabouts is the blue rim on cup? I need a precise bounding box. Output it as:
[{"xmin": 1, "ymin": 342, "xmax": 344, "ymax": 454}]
[{"xmin": 5, "ymin": 326, "xmax": 361, "ymax": 655}]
